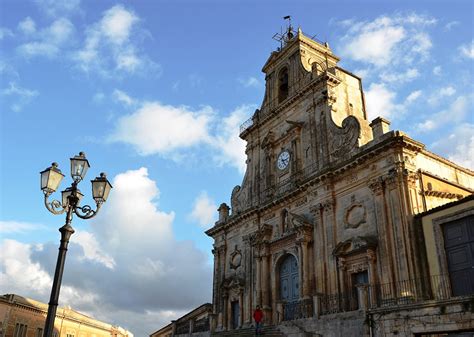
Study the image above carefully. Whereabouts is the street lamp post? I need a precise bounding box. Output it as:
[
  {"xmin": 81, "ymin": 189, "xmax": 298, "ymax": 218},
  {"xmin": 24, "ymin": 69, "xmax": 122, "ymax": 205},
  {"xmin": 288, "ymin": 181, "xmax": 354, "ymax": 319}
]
[{"xmin": 40, "ymin": 152, "xmax": 112, "ymax": 337}]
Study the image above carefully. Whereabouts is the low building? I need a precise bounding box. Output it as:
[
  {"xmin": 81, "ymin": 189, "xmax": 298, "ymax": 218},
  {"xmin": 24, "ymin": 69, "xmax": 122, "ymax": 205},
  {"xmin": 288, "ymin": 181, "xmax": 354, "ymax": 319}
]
[
  {"xmin": 150, "ymin": 304, "xmax": 211, "ymax": 337},
  {"xmin": 0, "ymin": 294, "xmax": 132, "ymax": 337}
]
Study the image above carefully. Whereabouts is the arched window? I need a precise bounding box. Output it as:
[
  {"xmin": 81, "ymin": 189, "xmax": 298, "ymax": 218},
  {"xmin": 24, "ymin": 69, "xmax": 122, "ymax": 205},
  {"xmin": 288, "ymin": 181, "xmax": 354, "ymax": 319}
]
[{"xmin": 278, "ymin": 67, "xmax": 289, "ymax": 103}]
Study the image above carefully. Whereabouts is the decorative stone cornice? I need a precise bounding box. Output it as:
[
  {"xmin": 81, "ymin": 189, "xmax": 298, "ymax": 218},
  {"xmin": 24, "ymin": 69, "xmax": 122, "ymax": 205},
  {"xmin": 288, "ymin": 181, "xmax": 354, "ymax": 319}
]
[
  {"xmin": 422, "ymin": 190, "xmax": 464, "ymax": 199},
  {"xmin": 333, "ymin": 236, "xmax": 378, "ymax": 257},
  {"xmin": 206, "ymin": 133, "xmax": 428, "ymax": 237}
]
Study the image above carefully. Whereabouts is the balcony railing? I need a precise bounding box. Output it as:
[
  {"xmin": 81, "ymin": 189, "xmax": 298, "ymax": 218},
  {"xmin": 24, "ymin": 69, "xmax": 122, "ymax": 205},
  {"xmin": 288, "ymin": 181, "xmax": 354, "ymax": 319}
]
[
  {"xmin": 282, "ymin": 299, "xmax": 313, "ymax": 321},
  {"xmin": 319, "ymin": 274, "xmax": 472, "ymax": 316},
  {"xmin": 320, "ymin": 291, "xmax": 358, "ymax": 315}
]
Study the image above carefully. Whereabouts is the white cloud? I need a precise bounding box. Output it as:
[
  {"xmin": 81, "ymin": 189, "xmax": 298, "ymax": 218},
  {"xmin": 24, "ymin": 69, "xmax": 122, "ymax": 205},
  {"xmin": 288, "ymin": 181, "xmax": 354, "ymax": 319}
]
[
  {"xmin": 0, "ymin": 221, "xmax": 46, "ymax": 233},
  {"xmin": 416, "ymin": 95, "xmax": 470, "ymax": 132},
  {"xmin": 0, "ymin": 27, "xmax": 14, "ymax": 40},
  {"xmin": 364, "ymin": 83, "xmax": 398, "ymax": 121},
  {"xmin": 73, "ymin": 5, "xmax": 157, "ymax": 76},
  {"xmin": 18, "ymin": 17, "xmax": 36, "ymax": 35},
  {"xmin": 1, "ymin": 82, "xmax": 39, "ymax": 112},
  {"xmin": 433, "ymin": 66, "xmax": 442, "ymax": 76},
  {"xmin": 74, "ymin": 230, "xmax": 116, "ymax": 269},
  {"xmin": 35, "ymin": 0, "xmax": 81, "ymax": 17},
  {"xmin": 18, "ymin": 42, "xmax": 60, "ymax": 58},
  {"xmin": 405, "ymin": 90, "xmax": 422, "ymax": 104},
  {"xmin": 100, "ymin": 5, "xmax": 138, "ymax": 45},
  {"xmin": 211, "ymin": 105, "xmax": 253, "ymax": 173},
  {"xmin": 431, "ymin": 123, "xmax": 474, "ymax": 170},
  {"xmin": 353, "ymin": 68, "xmax": 370, "ymax": 79},
  {"xmin": 410, "ymin": 32, "xmax": 432, "ymax": 59},
  {"xmin": 380, "ymin": 68, "xmax": 419, "ymax": 83},
  {"xmin": 342, "ymin": 26, "xmax": 405, "ymax": 67},
  {"xmin": 189, "ymin": 191, "xmax": 217, "ymax": 228},
  {"xmin": 109, "ymin": 98, "xmax": 251, "ymax": 172},
  {"xmin": 427, "ymin": 86, "xmax": 456, "ymax": 106},
  {"xmin": 94, "ymin": 167, "xmax": 175, "ymax": 249},
  {"xmin": 109, "ymin": 102, "xmax": 214, "ymax": 155},
  {"xmin": 17, "ymin": 18, "xmax": 74, "ymax": 58},
  {"xmin": 339, "ymin": 13, "xmax": 435, "ymax": 67},
  {"xmin": 444, "ymin": 21, "xmax": 459, "ymax": 31},
  {"xmin": 0, "ymin": 240, "xmax": 52, "ymax": 296},
  {"xmin": 459, "ymin": 41, "xmax": 474, "ymax": 59},
  {"xmin": 239, "ymin": 76, "xmax": 261, "ymax": 88},
  {"xmin": 113, "ymin": 89, "xmax": 136, "ymax": 106}
]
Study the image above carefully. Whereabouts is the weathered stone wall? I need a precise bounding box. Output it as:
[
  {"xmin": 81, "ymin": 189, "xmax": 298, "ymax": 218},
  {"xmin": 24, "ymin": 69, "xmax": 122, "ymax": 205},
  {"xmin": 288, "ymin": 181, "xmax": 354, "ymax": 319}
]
[
  {"xmin": 370, "ymin": 299, "xmax": 474, "ymax": 337},
  {"xmin": 279, "ymin": 311, "xmax": 367, "ymax": 337}
]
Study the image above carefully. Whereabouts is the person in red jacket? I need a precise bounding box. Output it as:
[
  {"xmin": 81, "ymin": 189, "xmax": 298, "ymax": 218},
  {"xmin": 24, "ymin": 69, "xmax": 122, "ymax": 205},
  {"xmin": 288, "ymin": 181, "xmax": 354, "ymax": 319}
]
[{"xmin": 253, "ymin": 305, "xmax": 263, "ymax": 335}]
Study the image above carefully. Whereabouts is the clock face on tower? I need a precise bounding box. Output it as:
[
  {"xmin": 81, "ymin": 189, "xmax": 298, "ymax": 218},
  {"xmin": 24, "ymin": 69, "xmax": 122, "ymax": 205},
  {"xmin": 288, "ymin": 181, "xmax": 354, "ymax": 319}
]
[{"xmin": 277, "ymin": 150, "xmax": 290, "ymax": 170}]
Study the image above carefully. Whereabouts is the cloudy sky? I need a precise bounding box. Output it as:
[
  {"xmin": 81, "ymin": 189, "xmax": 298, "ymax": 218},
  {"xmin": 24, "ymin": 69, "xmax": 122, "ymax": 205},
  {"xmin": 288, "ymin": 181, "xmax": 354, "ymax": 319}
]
[{"xmin": 0, "ymin": 0, "xmax": 473, "ymax": 336}]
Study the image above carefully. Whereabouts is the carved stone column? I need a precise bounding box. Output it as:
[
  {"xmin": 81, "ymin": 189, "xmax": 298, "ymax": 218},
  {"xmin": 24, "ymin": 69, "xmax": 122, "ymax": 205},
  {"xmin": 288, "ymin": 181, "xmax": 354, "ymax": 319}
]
[
  {"xmin": 385, "ymin": 168, "xmax": 410, "ymax": 281},
  {"xmin": 300, "ymin": 240, "xmax": 310, "ymax": 299},
  {"xmin": 367, "ymin": 249, "xmax": 377, "ymax": 308},
  {"xmin": 255, "ymin": 255, "xmax": 262, "ymax": 306},
  {"xmin": 212, "ymin": 248, "xmax": 219, "ymax": 314},
  {"xmin": 368, "ymin": 177, "xmax": 396, "ymax": 285},
  {"xmin": 239, "ymin": 291, "xmax": 244, "ymax": 328},
  {"xmin": 310, "ymin": 204, "xmax": 326, "ymax": 294},
  {"xmin": 226, "ymin": 295, "xmax": 231, "ymax": 331},
  {"xmin": 261, "ymin": 246, "xmax": 270, "ymax": 310},
  {"xmin": 322, "ymin": 199, "xmax": 337, "ymax": 294}
]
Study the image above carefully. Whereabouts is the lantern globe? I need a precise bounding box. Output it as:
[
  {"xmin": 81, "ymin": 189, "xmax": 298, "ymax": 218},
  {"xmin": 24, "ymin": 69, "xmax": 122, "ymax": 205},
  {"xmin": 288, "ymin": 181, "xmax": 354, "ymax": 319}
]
[
  {"xmin": 70, "ymin": 152, "xmax": 90, "ymax": 182},
  {"xmin": 91, "ymin": 172, "xmax": 113, "ymax": 202},
  {"xmin": 62, "ymin": 187, "xmax": 84, "ymax": 207},
  {"xmin": 40, "ymin": 162, "xmax": 64, "ymax": 193}
]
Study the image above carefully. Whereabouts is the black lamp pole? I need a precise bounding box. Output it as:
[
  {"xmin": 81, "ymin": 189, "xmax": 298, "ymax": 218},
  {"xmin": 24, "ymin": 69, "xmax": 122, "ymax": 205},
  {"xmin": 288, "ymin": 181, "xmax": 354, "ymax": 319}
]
[
  {"xmin": 43, "ymin": 210, "xmax": 74, "ymax": 337},
  {"xmin": 40, "ymin": 153, "xmax": 112, "ymax": 337}
]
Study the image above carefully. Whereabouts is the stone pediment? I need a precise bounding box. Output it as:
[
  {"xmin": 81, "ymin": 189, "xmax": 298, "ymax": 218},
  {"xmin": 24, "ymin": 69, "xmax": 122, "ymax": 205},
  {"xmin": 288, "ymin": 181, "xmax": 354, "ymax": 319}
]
[
  {"xmin": 333, "ymin": 236, "xmax": 377, "ymax": 257},
  {"xmin": 289, "ymin": 212, "xmax": 312, "ymax": 227}
]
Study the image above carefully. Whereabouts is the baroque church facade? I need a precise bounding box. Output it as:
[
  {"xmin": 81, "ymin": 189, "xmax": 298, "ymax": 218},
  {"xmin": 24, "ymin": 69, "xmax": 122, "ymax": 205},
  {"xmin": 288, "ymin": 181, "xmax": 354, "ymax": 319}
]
[{"xmin": 204, "ymin": 28, "xmax": 474, "ymax": 336}]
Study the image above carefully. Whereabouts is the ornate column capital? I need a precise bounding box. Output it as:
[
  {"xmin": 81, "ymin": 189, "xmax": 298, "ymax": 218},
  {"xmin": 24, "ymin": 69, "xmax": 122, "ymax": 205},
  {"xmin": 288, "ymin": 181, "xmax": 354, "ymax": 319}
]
[
  {"xmin": 321, "ymin": 199, "xmax": 334, "ymax": 213},
  {"xmin": 368, "ymin": 177, "xmax": 384, "ymax": 195}
]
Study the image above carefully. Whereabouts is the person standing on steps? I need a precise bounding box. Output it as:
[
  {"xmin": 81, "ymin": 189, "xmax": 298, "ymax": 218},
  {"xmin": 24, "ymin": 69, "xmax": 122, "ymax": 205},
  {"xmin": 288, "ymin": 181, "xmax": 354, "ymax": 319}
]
[{"xmin": 253, "ymin": 305, "xmax": 263, "ymax": 335}]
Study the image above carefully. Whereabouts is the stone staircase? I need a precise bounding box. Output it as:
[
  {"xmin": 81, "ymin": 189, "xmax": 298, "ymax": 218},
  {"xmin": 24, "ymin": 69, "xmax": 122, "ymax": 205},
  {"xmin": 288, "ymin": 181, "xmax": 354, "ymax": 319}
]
[{"xmin": 211, "ymin": 325, "xmax": 285, "ymax": 336}]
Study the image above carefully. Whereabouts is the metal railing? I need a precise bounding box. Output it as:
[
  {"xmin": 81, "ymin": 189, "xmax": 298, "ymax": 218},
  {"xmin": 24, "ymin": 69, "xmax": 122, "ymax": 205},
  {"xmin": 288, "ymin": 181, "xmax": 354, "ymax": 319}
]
[
  {"xmin": 283, "ymin": 299, "xmax": 313, "ymax": 321},
  {"xmin": 319, "ymin": 274, "xmax": 472, "ymax": 316},
  {"xmin": 320, "ymin": 291, "xmax": 358, "ymax": 315}
]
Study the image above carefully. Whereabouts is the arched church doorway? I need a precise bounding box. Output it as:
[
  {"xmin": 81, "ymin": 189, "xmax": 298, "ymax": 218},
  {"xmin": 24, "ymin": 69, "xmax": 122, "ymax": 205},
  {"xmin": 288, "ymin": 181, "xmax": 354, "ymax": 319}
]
[
  {"xmin": 279, "ymin": 254, "xmax": 300, "ymax": 320},
  {"xmin": 279, "ymin": 254, "xmax": 299, "ymax": 302}
]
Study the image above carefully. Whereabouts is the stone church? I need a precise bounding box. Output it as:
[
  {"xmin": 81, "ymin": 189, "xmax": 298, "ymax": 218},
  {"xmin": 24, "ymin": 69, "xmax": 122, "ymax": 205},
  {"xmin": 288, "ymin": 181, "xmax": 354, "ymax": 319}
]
[{"xmin": 204, "ymin": 28, "xmax": 474, "ymax": 336}]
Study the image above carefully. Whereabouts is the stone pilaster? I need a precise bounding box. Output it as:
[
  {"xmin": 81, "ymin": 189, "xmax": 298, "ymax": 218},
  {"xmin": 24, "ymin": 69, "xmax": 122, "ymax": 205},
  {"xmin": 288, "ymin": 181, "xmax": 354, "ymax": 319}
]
[
  {"xmin": 310, "ymin": 204, "xmax": 326, "ymax": 294},
  {"xmin": 368, "ymin": 177, "xmax": 396, "ymax": 285},
  {"xmin": 300, "ymin": 240, "xmax": 310, "ymax": 298}
]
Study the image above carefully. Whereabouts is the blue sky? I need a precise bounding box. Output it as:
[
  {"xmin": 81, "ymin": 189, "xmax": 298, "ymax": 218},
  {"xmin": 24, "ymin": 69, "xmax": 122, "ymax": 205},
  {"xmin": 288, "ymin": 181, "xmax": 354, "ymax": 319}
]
[{"xmin": 1, "ymin": 0, "xmax": 473, "ymax": 336}]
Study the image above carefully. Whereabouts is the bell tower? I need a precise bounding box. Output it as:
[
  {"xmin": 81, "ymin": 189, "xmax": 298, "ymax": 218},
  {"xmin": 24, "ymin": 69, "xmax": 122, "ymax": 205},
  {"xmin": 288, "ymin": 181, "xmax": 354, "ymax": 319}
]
[{"xmin": 231, "ymin": 25, "xmax": 373, "ymax": 215}]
